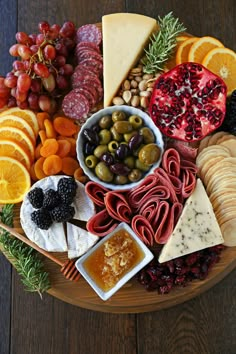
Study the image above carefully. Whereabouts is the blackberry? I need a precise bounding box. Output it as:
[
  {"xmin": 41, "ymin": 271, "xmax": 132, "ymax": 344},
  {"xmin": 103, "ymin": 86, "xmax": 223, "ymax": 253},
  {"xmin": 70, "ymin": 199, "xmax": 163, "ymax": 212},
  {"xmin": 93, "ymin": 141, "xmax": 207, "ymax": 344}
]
[
  {"xmin": 28, "ymin": 187, "xmax": 44, "ymax": 209},
  {"xmin": 43, "ymin": 189, "xmax": 62, "ymax": 210},
  {"xmin": 31, "ymin": 208, "xmax": 52, "ymax": 230},
  {"xmin": 57, "ymin": 177, "xmax": 77, "ymax": 204},
  {"xmin": 50, "ymin": 204, "xmax": 75, "ymax": 222}
]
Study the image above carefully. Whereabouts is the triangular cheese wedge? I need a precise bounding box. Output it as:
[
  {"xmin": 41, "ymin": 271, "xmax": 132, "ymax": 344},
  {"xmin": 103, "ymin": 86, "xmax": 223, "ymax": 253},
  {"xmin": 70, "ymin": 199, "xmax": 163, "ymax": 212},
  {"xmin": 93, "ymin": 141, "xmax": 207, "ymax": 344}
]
[
  {"xmin": 66, "ymin": 222, "xmax": 99, "ymax": 259},
  {"xmin": 158, "ymin": 179, "xmax": 224, "ymax": 263},
  {"xmin": 102, "ymin": 13, "xmax": 158, "ymax": 107}
]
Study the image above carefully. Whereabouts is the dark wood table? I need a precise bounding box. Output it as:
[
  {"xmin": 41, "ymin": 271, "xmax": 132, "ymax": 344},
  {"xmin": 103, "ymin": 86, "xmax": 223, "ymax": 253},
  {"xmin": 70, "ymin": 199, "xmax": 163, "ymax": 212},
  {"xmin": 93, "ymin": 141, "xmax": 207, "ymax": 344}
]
[{"xmin": 1, "ymin": 0, "xmax": 236, "ymax": 353}]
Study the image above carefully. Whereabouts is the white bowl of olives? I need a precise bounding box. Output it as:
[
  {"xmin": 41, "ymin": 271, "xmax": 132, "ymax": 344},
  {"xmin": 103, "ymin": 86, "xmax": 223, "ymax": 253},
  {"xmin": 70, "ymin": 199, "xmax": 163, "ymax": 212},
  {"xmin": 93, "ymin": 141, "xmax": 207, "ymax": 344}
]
[{"xmin": 76, "ymin": 105, "xmax": 164, "ymax": 190}]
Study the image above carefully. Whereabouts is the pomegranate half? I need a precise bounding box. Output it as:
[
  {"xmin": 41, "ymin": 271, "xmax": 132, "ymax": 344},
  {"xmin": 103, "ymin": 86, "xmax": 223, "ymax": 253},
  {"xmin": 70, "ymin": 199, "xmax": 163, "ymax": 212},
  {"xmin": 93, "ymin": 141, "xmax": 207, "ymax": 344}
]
[{"xmin": 149, "ymin": 62, "xmax": 227, "ymax": 142}]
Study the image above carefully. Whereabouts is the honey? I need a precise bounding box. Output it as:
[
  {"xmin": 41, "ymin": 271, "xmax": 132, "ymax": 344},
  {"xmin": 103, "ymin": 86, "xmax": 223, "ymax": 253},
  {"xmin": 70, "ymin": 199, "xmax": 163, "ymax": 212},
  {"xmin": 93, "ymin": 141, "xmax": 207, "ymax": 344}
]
[{"xmin": 83, "ymin": 228, "xmax": 145, "ymax": 291}]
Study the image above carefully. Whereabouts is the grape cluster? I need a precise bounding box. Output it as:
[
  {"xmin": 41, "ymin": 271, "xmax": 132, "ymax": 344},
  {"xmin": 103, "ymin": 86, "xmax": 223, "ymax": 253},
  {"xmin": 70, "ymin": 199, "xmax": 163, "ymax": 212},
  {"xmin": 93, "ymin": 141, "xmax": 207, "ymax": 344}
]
[{"xmin": 0, "ymin": 21, "xmax": 76, "ymax": 112}]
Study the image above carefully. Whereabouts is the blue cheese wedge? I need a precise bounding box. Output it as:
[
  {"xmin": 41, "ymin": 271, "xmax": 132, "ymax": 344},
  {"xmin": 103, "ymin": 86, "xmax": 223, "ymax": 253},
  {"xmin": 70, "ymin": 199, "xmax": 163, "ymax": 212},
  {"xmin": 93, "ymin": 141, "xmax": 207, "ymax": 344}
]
[
  {"xmin": 66, "ymin": 222, "xmax": 99, "ymax": 259},
  {"xmin": 158, "ymin": 179, "xmax": 224, "ymax": 263},
  {"xmin": 20, "ymin": 175, "xmax": 96, "ymax": 253}
]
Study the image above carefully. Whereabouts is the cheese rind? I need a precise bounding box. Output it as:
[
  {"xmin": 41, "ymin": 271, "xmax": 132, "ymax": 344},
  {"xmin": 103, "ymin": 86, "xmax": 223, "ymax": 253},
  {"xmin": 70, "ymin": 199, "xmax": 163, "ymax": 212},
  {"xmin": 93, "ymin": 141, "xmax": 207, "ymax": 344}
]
[
  {"xmin": 158, "ymin": 179, "xmax": 224, "ymax": 263},
  {"xmin": 102, "ymin": 13, "xmax": 158, "ymax": 107}
]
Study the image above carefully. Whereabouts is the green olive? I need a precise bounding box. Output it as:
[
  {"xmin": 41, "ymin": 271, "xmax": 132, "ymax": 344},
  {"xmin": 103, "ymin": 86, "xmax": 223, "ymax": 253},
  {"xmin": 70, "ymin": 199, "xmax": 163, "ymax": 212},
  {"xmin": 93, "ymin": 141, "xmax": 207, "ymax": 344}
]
[
  {"xmin": 128, "ymin": 169, "xmax": 143, "ymax": 182},
  {"xmin": 112, "ymin": 110, "xmax": 126, "ymax": 122},
  {"xmin": 128, "ymin": 115, "xmax": 143, "ymax": 129},
  {"xmin": 99, "ymin": 115, "xmax": 112, "ymax": 129},
  {"xmin": 108, "ymin": 140, "xmax": 119, "ymax": 153},
  {"xmin": 95, "ymin": 162, "xmax": 114, "ymax": 182},
  {"xmin": 133, "ymin": 143, "xmax": 145, "ymax": 157},
  {"xmin": 110, "ymin": 126, "xmax": 123, "ymax": 141},
  {"xmin": 124, "ymin": 156, "xmax": 135, "ymax": 169},
  {"xmin": 99, "ymin": 129, "xmax": 111, "ymax": 145},
  {"xmin": 113, "ymin": 121, "xmax": 133, "ymax": 134},
  {"xmin": 114, "ymin": 175, "xmax": 129, "ymax": 185},
  {"xmin": 94, "ymin": 144, "xmax": 108, "ymax": 158},
  {"xmin": 123, "ymin": 131, "xmax": 137, "ymax": 142},
  {"xmin": 138, "ymin": 143, "xmax": 161, "ymax": 165},
  {"xmin": 135, "ymin": 158, "xmax": 150, "ymax": 171},
  {"xmin": 85, "ymin": 155, "xmax": 98, "ymax": 169},
  {"xmin": 139, "ymin": 127, "xmax": 155, "ymax": 143}
]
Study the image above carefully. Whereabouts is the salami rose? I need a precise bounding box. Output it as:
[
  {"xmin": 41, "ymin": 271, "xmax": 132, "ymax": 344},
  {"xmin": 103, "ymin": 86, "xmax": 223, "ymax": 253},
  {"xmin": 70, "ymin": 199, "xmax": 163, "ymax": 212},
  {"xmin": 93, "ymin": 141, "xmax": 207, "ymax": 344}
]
[
  {"xmin": 86, "ymin": 209, "xmax": 118, "ymax": 237},
  {"xmin": 131, "ymin": 215, "xmax": 154, "ymax": 246},
  {"xmin": 105, "ymin": 191, "xmax": 132, "ymax": 223},
  {"xmin": 161, "ymin": 148, "xmax": 181, "ymax": 177},
  {"xmin": 85, "ymin": 181, "xmax": 110, "ymax": 207}
]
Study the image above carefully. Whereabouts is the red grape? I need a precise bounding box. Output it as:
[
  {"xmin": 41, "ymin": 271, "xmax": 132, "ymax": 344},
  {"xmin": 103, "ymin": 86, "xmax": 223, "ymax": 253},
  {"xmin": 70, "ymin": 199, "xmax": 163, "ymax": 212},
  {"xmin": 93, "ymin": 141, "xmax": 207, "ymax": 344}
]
[
  {"xmin": 4, "ymin": 74, "xmax": 18, "ymax": 88},
  {"xmin": 12, "ymin": 60, "xmax": 25, "ymax": 71},
  {"xmin": 0, "ymin": 97, "xmax": 7, "ymax": 108},
  {"xmin": 9, "ymin": 44, "xmax": 20, "ymax": 56},
  {"xmin": 18, "ymin": 44, "xmax": 32, "ymax": 60},
  {"xmin": 36, "ymin": 33, "xmax": 45, "ymax": 46},
  {"xmin": 28, "ymin": 34, "xmax": 37, "ymax": 44},
  {"xmin": 30, "ymin": 78, "xmax": 41, "ymax": 92},
  {"xmin": 30, "ymin": 44, "xmax": 39, "ymax": 54},
  {"xmin": 15, "ymin": 88, "xmax": 28, "ymax": 102},
  {"xmin": 38, "ymin": 21, "xmax": 50, "ymax": 34},
  {"xmin": 59, "ymin": 21, "xmax": 76, "ymax": 38},
  {"xmin": 38, "ymin": 94, "xmax": 51, "ymax": 111},
  {"xmin": 53, "ymin": 55, "xmax": 66, "ymax": 67},
  {"xmin": 7, "ymin": 96, "xmax": 17, "ymax": 108},
  {"xmin": 49, "ymin": 24, "xmax": 60, "ymax": 39},
  {"xmin": 34, "ymin": 63, "xmax": 50, "ymax": 78},
  {"xmin": 59, "ymin": 63, "xmax": 73, "ymax": 76},
  {"xmin": 15, "ymin": 31, "xmax": 29, "ymax": 44},
  {"xmin": 17, "ymin": 73, "xmax": 31, "ymax": 92},
  {"xmin": 28, "ymin": 92, "xmax": 39, "ymax": 110},
  {"xmin": 17, "ymin": 100, "xmax": 29, "ymax": 109},
  {"xmin": 56, "ymin": 75, "xmax": 69, "ymax": 90},
  {"xmin": 43, "ymin": 44, "xmax": 56, "ymax": 60},
  {"xmin": 42, "ymin": 73, "xmax": 56, "ymax": 92}
]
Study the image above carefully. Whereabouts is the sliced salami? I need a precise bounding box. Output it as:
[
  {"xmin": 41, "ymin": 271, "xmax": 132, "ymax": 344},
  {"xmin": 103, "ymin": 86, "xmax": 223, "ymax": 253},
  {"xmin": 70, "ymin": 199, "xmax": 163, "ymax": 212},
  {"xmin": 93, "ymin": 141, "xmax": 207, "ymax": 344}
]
[
  {"xmin": 71, "ymin": 69, "xmax": 97, "ymax": 85},
  {"xmin": 62, "ymin": 89, "xmax": 90, "ymax": 121},
  {"xmin": 76, "ymin": 41, "xmax": 101, "ymax": 54},
  {"xmin": 131, "ymin": 215, "xmax": 154, "ymax": 246},
  {"xmin": 85, "ymin": 181, "xmax": 109, "ymax": 207},
  {"xmin": 104, "ymin": 191, "xmax": 132, "ymax": 223},
  {"xmin": 76, "ymin": 50, "xmax": 103, "ymax": 64},
  {"xmin": 86, "ymin": 209, "xmax": 118, "ymax": 237},
  {"xmin": 161, "ymin": 148, "xmax": 181, "ymax": 177},
  {"xmin": 73, "ymin": 87, "xmax": 97, "ymax": 110},
  {"xmin": 76, "ymin": 24, "xmax": 102, "ymax": 46},
  {"xmin": 78, "ymin": 58, "xmax": 103, "ymax": 78}
]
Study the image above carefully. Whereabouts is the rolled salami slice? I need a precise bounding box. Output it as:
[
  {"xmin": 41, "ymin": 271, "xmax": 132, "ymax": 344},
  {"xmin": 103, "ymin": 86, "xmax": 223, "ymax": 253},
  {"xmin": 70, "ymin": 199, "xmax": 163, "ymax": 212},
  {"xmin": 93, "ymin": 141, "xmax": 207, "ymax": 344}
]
[
  {"xmin": 153, "ymin": 168, "xmax": 178, "ymax": 203},
  {"xmin": 181, "ymin": 169, "xmax": 197, "ymax": 198},
  {"xmin": 131, "ymin": 215, "xmax": 154, "ymax": 246},
  {"xmin": 135, "ymin": 185, "xmax": 171, "ymax": 214},
  {"xmin": 62, "ymin": 89, "xmax": 90, "ymax": 121},
  {"xmin": 85, "ymin": 181, "xmax": 109, "ymax": 207},
  {"xmin": 167, "ymin": 139, "xmax": 198, "ymax": 161},
  {"xmin": 154, "ymin": 201, "xmax": 183, "ymax": 244},
  {"xmin": 161, "ymin": 148, "xmax": 181, "ymax": 177},
  {"xmin": 138, "ymin": 196, "xmax": 160, "ymax": 222},
  {"xmin": 105, "ymin": 191, "xmax": 132, "ymax": 223},
  {"xmin": 86, "ymin": 209, "xmax": 118, "ymax": 237},
  {"xmin": 128, "ymin": 174, "xmax": 159, "ymax": 211},
  {"xmin": 76, "ymin": 24, "xmax": 102, "ymax": 46}
]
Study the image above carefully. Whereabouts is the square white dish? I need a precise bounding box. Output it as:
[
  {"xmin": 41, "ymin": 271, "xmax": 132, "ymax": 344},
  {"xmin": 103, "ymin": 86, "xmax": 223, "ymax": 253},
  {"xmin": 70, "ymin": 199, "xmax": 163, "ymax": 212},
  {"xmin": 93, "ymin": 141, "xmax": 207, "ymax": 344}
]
[{"xmin": 75, "ymin": 222, "xmax": 154, "ymax": 301}]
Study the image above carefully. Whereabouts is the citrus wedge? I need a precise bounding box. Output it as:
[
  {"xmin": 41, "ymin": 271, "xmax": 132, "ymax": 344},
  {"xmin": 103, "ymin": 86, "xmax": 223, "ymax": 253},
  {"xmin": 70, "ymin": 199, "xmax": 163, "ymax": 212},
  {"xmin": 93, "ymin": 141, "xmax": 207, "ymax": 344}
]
[
  {"xmin": 0, "ymin": 138, "xmax": 31, "ymax": 170},
  {"xmin": 202, "ymin": 47, "xmax": 236, "ymax": 96},
  {"xmin": 176, "ymin": 37, "xmax": 199, "ymax": 64},
  {"xmin": 0, "ymin": 156, "xmax": 31, "ymax": 203},
  {"xmin": 188, "ymin": 36, "xmax": 224, "ymax": 63},
  {"xmin": 0, "ymin": 126, "xmax": 35, "ymax": 161},
  {"xmin": 0, "ymin": 114, "xmax": 36, "ymax": 144},
  {"xmin": 165, "ymin": 35, "xmax": 191, "ymax": 70},
  {"xmin": 0, "ymin": 108, "xmax": 39, "ymax": 138}
]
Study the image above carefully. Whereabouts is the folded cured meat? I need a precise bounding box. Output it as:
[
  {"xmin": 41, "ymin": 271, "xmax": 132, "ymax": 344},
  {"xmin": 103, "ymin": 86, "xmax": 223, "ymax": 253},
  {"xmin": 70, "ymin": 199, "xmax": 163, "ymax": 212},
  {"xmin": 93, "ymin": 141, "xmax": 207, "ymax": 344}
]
[
  {"xmin": 161, "ymin": 148, "xmax": 181, "ymax": 177},
  {"xmin": 86, "ymin": 208, "xmax": 118, "ymax": 236},
  {"xmin": 104, "ymin": 190, "xmax": 132, "ymax": 223},
  {"xmin": 85, "ymin": 181, "xmax": 110, "ymax": 207},
  {"xmin": 131, "ymin": 215, "xmax": 154, "ymax": 246},
  {"xmin": 180, "ymin": 159, "xmax": 198, "ymax": 198},
  {"xmin": 154, "ymin": 201, "xmax": 183, "ymax": 244},
  {"xmin": 153, "ymin": 168, "xmax": 179, "ymax": 203}
]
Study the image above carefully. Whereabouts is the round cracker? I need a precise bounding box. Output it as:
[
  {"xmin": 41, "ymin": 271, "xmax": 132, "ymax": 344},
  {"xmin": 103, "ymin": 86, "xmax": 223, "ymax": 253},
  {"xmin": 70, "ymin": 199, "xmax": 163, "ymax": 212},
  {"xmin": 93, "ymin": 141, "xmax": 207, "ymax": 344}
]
[
  {"xmin": 220, "ymin": 138, "xmax": 236, "ymax": 157},
  {"xmin": 207, "ymin": 131, "xmax": 229, "ymax": 146},
  {"xmin": 198, "ymin": 135, "xmax": 212, "ymax": 154},
  {"xmin": 221, "ymin": 219, "xmax": 236, "ymax": 246},
  {"xmin": 217, "ymin": 134, "xmax": 236, "ymax": 144}
]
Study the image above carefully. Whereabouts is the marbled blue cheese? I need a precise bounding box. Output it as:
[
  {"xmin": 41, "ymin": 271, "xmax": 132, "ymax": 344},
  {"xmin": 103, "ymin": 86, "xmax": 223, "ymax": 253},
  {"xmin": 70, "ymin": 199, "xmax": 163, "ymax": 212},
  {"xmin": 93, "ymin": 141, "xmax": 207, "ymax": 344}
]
[{"xmin": 158, "ymin": 179, "xmax": 224, "ymax": 263}]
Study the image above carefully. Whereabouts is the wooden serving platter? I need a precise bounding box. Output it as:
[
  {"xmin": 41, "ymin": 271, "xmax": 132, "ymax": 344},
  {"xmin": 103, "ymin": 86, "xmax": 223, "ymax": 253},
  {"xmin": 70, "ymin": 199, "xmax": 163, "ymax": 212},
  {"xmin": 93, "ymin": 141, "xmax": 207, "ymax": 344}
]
[{"xmin": 0, "ymin": 203, "xmax": 234, "ymax": 314}]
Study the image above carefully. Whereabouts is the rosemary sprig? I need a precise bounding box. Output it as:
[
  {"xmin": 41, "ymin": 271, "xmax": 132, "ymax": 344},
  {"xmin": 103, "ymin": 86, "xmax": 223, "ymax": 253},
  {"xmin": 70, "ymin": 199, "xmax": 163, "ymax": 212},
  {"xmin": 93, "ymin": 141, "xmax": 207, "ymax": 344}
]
[
  {"xmin": 0, "ymin": 204, "xmax": 51, "ymax": 298},
  {"xmin": 143, "ymin": 12, "xmax": 186, "ymax": 74}
]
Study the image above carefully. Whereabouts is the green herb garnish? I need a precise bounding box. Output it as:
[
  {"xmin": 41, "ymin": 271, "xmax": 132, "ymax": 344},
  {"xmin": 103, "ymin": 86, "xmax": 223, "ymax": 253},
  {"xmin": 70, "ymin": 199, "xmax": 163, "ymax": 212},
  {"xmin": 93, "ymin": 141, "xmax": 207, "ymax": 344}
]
[
  {"xmin": 0, "ymin": 204, "xmax": 51, "ymax": 298},
  {"xmin": 143, "ymin": 12, "xmax": 186, "ymax": 74}
]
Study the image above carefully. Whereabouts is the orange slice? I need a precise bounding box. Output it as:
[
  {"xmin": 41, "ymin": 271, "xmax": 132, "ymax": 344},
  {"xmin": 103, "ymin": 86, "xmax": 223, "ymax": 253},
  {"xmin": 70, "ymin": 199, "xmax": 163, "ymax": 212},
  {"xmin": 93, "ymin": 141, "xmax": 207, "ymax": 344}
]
[
  {"xmin": 176, "ymin": 37, "xmax": 199, "ymax": 64},
  {"xmin": 0, "ymin": 108, "xmax": 39, "ymax": 138},
  {"xmin": 0, "ymin": 138, "xmax": 31, "ymax": 170},
  {"xmin": 0, "ymin": 126, "xmax": 35, "ymax": 161},
  {"xmin": 165, "ymin": 35, "xmax": 191, "ymax": 70},
  {"xmin": 188, "ymin": 36, "xmax": 224, "ymax": 63},
  {"xmin": 202, "ymin": 47, "xmax": 236, "ymax": 96},
  {"xmin": 0, "ymin": 156, "xmax": 31, "ymax": 203},
  {"xmin": 0, "ymin": 114, "xmax": 36, "ymax": 144}
]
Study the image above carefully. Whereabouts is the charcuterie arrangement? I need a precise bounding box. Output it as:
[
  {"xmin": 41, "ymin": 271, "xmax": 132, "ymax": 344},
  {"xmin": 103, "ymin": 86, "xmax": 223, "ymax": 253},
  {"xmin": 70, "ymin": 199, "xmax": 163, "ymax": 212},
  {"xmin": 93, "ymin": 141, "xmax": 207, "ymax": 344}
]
[{"xmin": 0, "ymin": 12, "xmax": 236, "ymax": 301}]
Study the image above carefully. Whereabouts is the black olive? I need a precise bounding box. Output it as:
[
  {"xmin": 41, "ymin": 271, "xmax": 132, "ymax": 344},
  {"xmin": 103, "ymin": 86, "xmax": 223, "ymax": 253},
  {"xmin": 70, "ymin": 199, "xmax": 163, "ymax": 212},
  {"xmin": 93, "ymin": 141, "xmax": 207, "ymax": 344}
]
[
  {"xmin": 100, "ymin": 152, "xmax": 114, "ymax": 166},
  {"xmin": 128, "ymin": 133, "xmax": 143, "ymax": 151},
  {"xmin": 115, "ymin": 144, "xmax": 130, "ymax": 160},
  {"xmin": 82, "ymin": 128, "xmax": 99, "ymax": 145},
  {"xmin": 84, "ymin": 141, "xmax": 96, "ymax": 155},
  {"xmin": 110, "ymin": 163, "xmax": 131, "ymax": 176}
]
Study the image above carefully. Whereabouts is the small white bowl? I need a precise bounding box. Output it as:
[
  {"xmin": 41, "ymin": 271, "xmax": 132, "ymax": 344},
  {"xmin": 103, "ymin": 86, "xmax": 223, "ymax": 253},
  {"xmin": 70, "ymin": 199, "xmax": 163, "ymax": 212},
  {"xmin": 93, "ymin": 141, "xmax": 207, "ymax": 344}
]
[
  {"xmin": 75, "ymin": 222, "xmax": 154, "ymax": 301},
  {"xmin": 76, "ymin": 105, "xmax": 164, "ymax": 190}
]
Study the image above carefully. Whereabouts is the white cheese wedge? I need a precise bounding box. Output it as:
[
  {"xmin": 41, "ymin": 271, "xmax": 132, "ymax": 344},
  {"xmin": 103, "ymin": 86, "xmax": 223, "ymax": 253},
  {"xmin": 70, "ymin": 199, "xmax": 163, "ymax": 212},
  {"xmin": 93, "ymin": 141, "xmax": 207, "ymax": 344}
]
[
  {"xmin": 66, "ymin": 222, "xmax": 99, "ymax": 259},
  {"xmin": 102, "ymin": 13, "xmax": 158, "ymax": 107},
  {"xmin": 20, "ymin": 175, "xmax": 96, "ymax": 252},
  {"xmin": 158, "ymin": 179, "xmax": 224, "ymax": 263}
]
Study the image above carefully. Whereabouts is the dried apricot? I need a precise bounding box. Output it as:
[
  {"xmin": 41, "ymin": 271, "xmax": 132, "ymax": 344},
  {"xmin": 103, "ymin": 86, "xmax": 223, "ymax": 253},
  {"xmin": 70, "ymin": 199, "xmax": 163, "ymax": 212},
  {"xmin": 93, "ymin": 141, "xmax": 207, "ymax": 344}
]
[
  {"xmin": 61, "ymin": 156, "xmax": 80, "ymax": 175},
  {"xmin": 34, "ymin": 157, "xmax": 47, "ymax": 179},
  {"xmin": 57, "ymin": 139, "xmax": 71, "ymax": 158},
  {"xmin": 43, "ymin": 155, "xmax": 62, "ymax": 175},
  {"xmin": 53, "ymin": 116, "xmax": 78, "ymax": 136},
  {"xmin": 39, "ymin": 129, "xmax": 47, "ymax": 144},
  {"xmin": 40, "ymin": 138, "xmax": 59, "ymax": 157},
  {"xmin": 36, "ymin": 112, "xmax": 50, "ymax": 130},
  {"xmin": 44, "ymin": 118, "xmax": 57, "ymax": 138}
]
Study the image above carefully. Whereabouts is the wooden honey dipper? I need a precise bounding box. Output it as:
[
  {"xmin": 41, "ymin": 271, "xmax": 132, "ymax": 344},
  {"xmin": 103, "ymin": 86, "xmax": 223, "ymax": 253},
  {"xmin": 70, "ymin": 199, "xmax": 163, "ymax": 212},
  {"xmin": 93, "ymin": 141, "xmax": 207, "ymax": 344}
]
[{"xmin": 0, "ymin": 221, "xmax": 81, "ymax": 281}]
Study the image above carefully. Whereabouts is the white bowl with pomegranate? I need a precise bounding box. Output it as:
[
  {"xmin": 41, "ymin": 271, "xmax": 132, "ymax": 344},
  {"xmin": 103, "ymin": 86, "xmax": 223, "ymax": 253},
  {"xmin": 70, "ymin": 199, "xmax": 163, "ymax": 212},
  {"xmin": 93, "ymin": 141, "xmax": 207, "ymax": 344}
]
[
  {"xmin": 76, "ymin": 105, "xmax": 164, "ymax": 190},
  {"xmin": 75, "ymin": 222, "xmax": 154, "ymax": 301}
]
